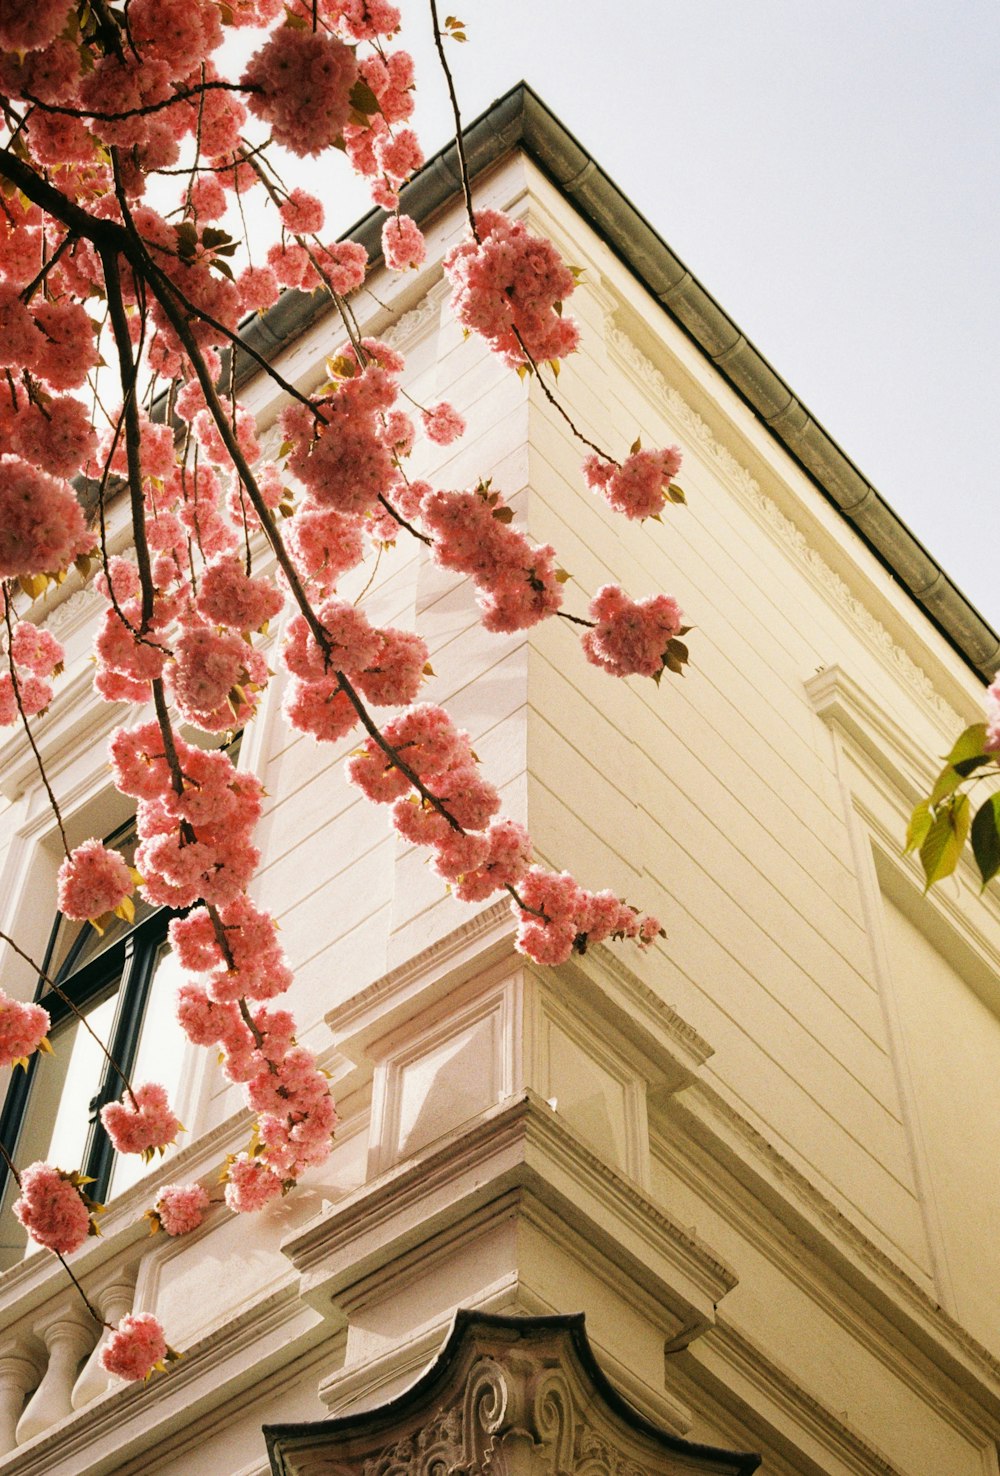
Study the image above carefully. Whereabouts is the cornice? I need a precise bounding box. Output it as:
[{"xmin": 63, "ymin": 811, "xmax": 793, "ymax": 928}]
[
  {"xmin": 283, "ymin": 1091, "xmax": 738, "ymax": 1337},
  {"xmin": 0, "ymin": 662, "xmax": 125, "ymax": 803},
  {"xmin": 231, "ymin": 82, "xmax": 998, "ymax": 679},
  {"xmin": 325, "ymin": 898, "xmax": 515, "ymax": 1051},
  {"xmin": 804, "ymin": 663, "xmax": 935, "ymax": 797}
]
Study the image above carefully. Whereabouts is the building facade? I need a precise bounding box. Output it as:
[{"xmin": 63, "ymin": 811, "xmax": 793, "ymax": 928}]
[{"xmin": 0, "ymin": 86, "xmax": 999, "ymax": 1475}]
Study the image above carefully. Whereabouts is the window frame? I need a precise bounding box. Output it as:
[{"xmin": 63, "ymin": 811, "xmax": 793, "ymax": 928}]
[{"xmin": 0, "ymin": 856, "xmax": 177, "ymax": 1218}]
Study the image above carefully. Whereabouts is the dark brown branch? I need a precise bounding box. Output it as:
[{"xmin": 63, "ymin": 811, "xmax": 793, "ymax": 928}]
[
  {"xmin": 22, "ymin": 80, "xmax": 258, "ymax": 123},
  {"xmin": 100, "ymin": 245, "xmax": 156, "ymax": 632}
]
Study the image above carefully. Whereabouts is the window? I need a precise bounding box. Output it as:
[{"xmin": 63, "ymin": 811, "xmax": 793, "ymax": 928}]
[{"xmin": 0, "ymin": 819, "xmax": 186, "ymax": 1269}]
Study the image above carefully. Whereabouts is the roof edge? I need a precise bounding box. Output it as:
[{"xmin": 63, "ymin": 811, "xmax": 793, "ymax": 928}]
[{"xmin": 240, "ymin": 82, "xmax": 998, "ymax": 683}]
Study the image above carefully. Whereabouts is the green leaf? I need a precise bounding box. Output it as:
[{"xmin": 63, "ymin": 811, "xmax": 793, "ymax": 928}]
[
  {"xmin": 970, "ymin": 792, "xmax": 1000, "ymax": 887},
  {"xmin": 905, "ymin": 798, "xmax": 933, "ymax": 853},
  {"xmin": 945, "ymin": 723, "xmax": 988, "ymax": 767},
  {"xmin": 929, "ymin": 762, "xmax": 967, "ymax": 806},
  {"xmin": 349, "ymin": 77, "xmax": 382, "ymax": 118},
  {"xmin": 201, "ymin": 227, "xmax": 235, "ymax": 251},
  {"xmin": 919, "ymin": 793, "xmax": 970, "ymax": 888}
]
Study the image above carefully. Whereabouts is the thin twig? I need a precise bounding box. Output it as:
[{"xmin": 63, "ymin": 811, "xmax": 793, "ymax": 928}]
[
  {"xmin": 0, "ymin": 927, "xmax": 137, "ymax": 1104},
  {"xmin": 428, "ymin": 0, "xmax": 478, "ymax": 240},
  {"xmin": 2, "ymin": 591, "xmax": 70, "ymax": 857},
  {"xmin": 53, "ymin": 1252, "xmax": 112, "ymax": 1330}
]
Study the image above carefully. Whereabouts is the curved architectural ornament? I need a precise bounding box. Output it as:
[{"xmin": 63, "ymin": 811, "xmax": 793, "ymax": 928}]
[{"xmin": 265, "ymin": 1312, "xmax": 760, "ymax": 1476}]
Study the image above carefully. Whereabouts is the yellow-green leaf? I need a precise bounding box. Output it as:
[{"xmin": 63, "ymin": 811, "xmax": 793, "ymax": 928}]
[
  {"xmin": 905, "ymin": 798, "xmax": 933, "ymax": 853},
  {"xmin": 114, "ymin": 894, "xmax": 135, "ymax": 924},
  {"xmin": 944, "ymin": 722, "xmax": 988, "ymax": 768},
  {"xmin": 919, "ymin": 793, "xmax": 970, "ymax": 888}
]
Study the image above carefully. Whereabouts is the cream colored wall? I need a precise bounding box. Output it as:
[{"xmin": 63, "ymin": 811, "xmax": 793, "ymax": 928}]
[
  {"xmin": 1, "ymin": 152, "xmax": 999, "ymax": 1475},
  {"xmin": 511, "ymin": 162, "xmax": 992, "ymax": 1285}
]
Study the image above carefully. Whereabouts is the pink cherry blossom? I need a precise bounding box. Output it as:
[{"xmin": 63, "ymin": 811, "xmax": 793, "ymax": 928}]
[
  {"xmin": 985, "ymin": 679, "xmax": 1000, "ymax": 753},
  {"xmin": 0, "ymin": 992, "xmax": 50, "ymax": 1068},
  {"xmin": 100, "ymin": 1314, "xmax": 168, "ymax": 1382},
  {"xmin": 444, "ymin": 210, "xmax": 580, "ymax": 370},
  {"xmin": 242, "ymin": 28, "xmax": 358, "ymax": 157},
  {"xmin": 581, "ymin": 446, "xmax": 683, "ymax": 521},
  {"xmin": 101, "ymin": 1082, "xmax": 181, "ymax": 1157},
  {"xmin": 9, "ymin": 623, "xmax": 63, "ymax": 677},
  {"xmin": 581, "ymin": 585, "xmax": 684, "ymax": 678},
  {"xmin": 0, "ymin": 456, "xmax": 91, "ymax": 578},
  {"xmin": 196, "ymin": 555, "xmax": 284, "ymax": 631},
  {"xmin": 224, "ymin": 1154, "xmax": 284, "ymax": 1213},
  {"xmin": 155, "ymin": 1183, "xmax": 210, "ymax": 1236},
  {"xmin": 57, "ymin": 839, "xmax": 133, "ymax": 920},
  {"xmin": 421, "ymin": 402, "xmax": 465, "ymax": 446},
  {"xmin": 13, "ymin": 1163, "xmax": 93, "ymax": 1254},
  {"xmin": 279, "ymin": 188, "xmax": 325, "ymax": 235},
  {"xmin": 382, "ymin": 214, "xmax": 426, "ymax": 270}
]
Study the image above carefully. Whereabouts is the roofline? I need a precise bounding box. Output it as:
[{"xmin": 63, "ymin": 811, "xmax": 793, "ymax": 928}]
[{"xmin": 240, "ymin": 82, "xmax": 999, "ymax": 682}]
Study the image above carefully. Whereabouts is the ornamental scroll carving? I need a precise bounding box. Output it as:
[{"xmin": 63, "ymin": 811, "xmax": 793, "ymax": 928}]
[
  {"xmin": 265, "ymin": 1312, "xmax": 760, "ymax": 1476},
  {"xmin": 360, "ymin": 1355, "xmax": 577, "ymax": 1476}
]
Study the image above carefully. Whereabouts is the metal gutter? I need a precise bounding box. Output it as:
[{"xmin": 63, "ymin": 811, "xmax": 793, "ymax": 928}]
[{"xmin": 239, "ymin": 82, "xmax": 999, "ymax": 682}]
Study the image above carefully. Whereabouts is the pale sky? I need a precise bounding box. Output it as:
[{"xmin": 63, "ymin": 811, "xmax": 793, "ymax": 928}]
[{"xmin": 330, "ymin": 1, "xmax": 999, "ymax": 636}]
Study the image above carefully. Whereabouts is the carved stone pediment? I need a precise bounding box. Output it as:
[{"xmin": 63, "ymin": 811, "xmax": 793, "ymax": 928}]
[{"xmin": 265, "ymin": 1312, "xmax": 759, "ymax": 1475}]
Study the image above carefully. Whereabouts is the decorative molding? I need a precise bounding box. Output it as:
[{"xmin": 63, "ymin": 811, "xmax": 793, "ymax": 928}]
[
  {"xmin": 265, "ymin": 1312, "xmax": 760, "ymax": 1476},
  {"xmin": 283, "ymin": 1092, "xmax": 738, "ymax": 1350},
  {"xmin": 0, "ymin": 663, "xmax": 124, "ymax": 803},
  {"xmin": 566, "ymin": 943, "xmax": 714, "ymax": 1083},
  {"xmin": 804, "ymin": 663, "xmax": 931, "ymax": 800},
  {"xmin": 38, "ymin": 587, "xmax": 104, "ymax": 638},
  {"xmin": 2, "ymin": 1285, "xmax": 325, "ymax": 1476},
  {"xmin": 606, "ymin": 323, "xmax": 964, "ymax": 735},
  {"xmin": 690, "ymin": 1319, "xmax": 906, "ymax": 1476},
  {"xmin": 325, "ymin": 899, "xmax": 514, "ymax": 1052},
  {"xmin": 379, "ymin": 283, "xmax": 447, "ymax": 356},
  {"xmin": 652, "ymin": 1084, "xmax": 1000, "ymax": 1432}
]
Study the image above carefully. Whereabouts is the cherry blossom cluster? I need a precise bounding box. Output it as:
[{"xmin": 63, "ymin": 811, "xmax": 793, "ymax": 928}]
[
  {"xmin": 56, "ymin": 838, "xmax": 134, "ymax": 922},
  {"xmin": 0, "ymin": 621, "xmax": 64, "ymax": 727},
  {"xmin": 0, "ymin": 992, "xmax": 50, "ymax": 1070},
  {"xmin": 150, "ymin": 1182, "xmax": 211, "ymax": 1237},
  {"xmin": 513, "ymin": 869, "xmax": 663, "ymax": 968},
  {"xmin": 581, "ymin": 585, "xmax": 688, "ymax": 680},
  {"xmin": 101, "ymin": 1083, "xmax": 181, "ymax": 1161},
  {"xmin": 0, "ymin": 0, "xmax": 686, "ymax": 1383},
  {"xmin": 985, "ymin": 677, "xmax": 1000, "ymax": 753},
  {"xmin": 582, "ymin": 445, "xmax": 685, "ymax": 522},
  {"xmin": 444, "ymin": 209, "xmax": 580, "ymax": 370},
  {"xmin": 12, "ymin": 1163, "xmax": 97, "ymax": 1255},
  {"xmin": 100, "ymin": 1313, "xmax": 171, "ymax": 1383},
  {"xmin": 422, "ymin": 483, "xmax": 565, "ymax": 632}
]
